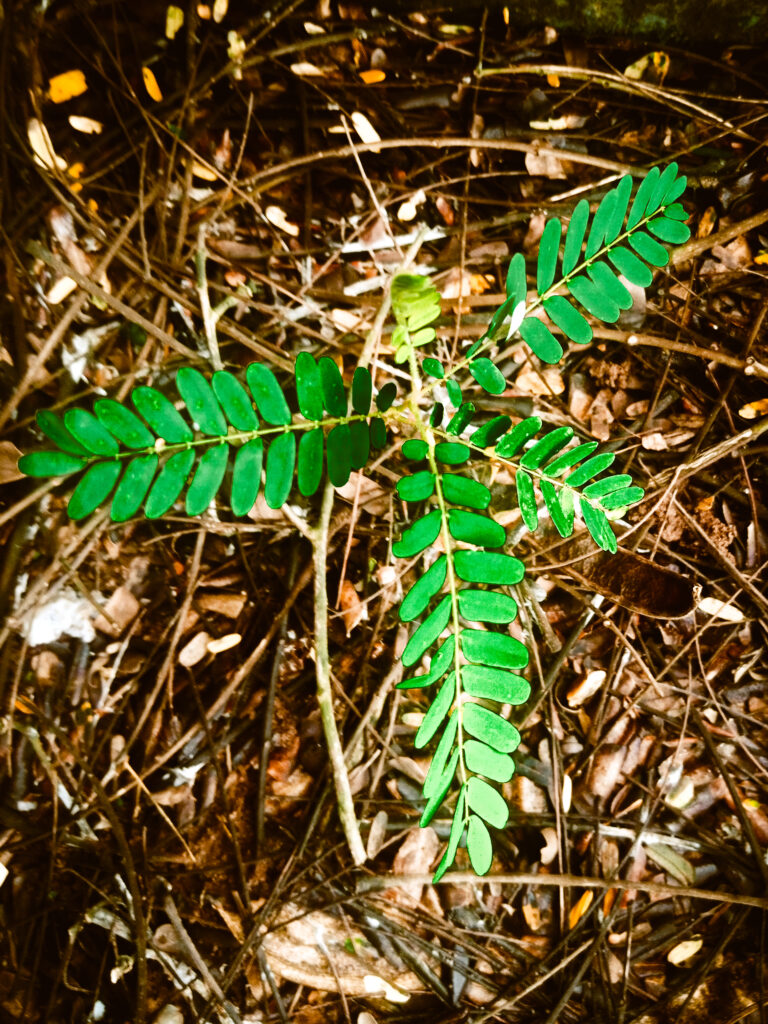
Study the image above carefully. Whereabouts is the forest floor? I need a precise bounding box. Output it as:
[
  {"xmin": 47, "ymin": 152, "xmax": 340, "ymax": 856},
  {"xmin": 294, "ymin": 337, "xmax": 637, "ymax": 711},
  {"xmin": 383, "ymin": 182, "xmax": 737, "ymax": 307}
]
[{"xmin": 1, "ymin": 2, "xmax": 768, "ymax": 1022}]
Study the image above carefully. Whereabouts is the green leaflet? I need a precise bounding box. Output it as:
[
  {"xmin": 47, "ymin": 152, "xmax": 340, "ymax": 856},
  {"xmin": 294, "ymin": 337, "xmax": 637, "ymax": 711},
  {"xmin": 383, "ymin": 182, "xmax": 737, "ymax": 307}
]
[
  {"xmin": 467, "ymin": 775, "xmax": 509, "ymax": 829},
  {"xmin": 295, "ymin": 351, "xmax": 324, "ymax": 420},
  {"xmin": 446, "ymin": 403, "xmax": 475, "ymax": 436},
  {"xmin": 537, "ymin": 217, "xmax": 562, "ymax": 294},
  {"xmin": 326, "ymin": 424, "xmax": 352, "ymax": 487},
  {"xmin": 454, "ymin": 550, "xmax": 525, "ymax": 585},
  {"xmin": 562, "ymin": 199, "xmax": 589, "ymax": 275},
  {"xmin": 520, "ymin": 426, "xmax": 573, "ymax": 469},
  {"xmin": 441, "ymin": 474, "xmax": 491, "ymax": 510},
  {"xmin": 392, "ymin": 509, "xmax": 442, "ymax": 558},
  {"xmin": 246, "ymin": 364, "xmax": 291, "ymax": 425},
  {"xmin": 495, "ymin": 416, "xmax": 542, "ymax": 458},
  {"xmin": 397, "ymin": 470, "xmax": 436, "ymax": 502},
  {"xmin": 471, "ymin": 415, "xmax": 512, "ymax": 450},
  {"xmin": 580, "ymin": 495, "xmax": 617, "ymax": 553},
  {"xmin": 467, "ymin": 814, "xmax": 493, "ymax": 875},
  {"xmin": 582, "ymin": 473, "xmax": 633, "ymax": 498},
  {"xmin": 65, "ymin": 409, "xmax": 119, "ymax": 456},
  {"xmin": 432, "ymin": 785, "xmax": 466, "ymax": 883},
  {"xmin": 36, "ymin": 409, "xmax": 88, "ymax": 455},
  {"xmin": 231, "ymin": 438, "xmax": 263, "ymax": 516},
  {"xmin": 68, "ymin": 461, "xmax": 122, "ymax": 519},
  {"xmin": 469, "ymin": 358, "xmax": 506, "ymax": 395},
  {"xmin": 422, "ymin": 712, "xmax": 459, "ymax": 802},
  {"xmin": 420, "ymin": 748, "xmax": 460, "ymax": 827},
  {"xmin": 435, "ymin": 442, "xmax": 470, "ymax": 465},
  {"xmin": 18, "ymin": 451, "xmax": 86, "ymax": 477},
  {"xmin": 177, "ymin": 367, "xmax": 228, "ymax": 436},
  {"xmin": 566, "ymin": 452, "xmax": 616, "ymax": 487},
  {"xmin": 185, "ymin": 444, "xmax": 228, "ymax": 516},
  {"xmin": 349, "ymin": 420, "xmax": 370, "ymax": 469},
  {"xmin": 458, "ymin": 589, "xmax": 517, "ymax": 624},
  {"xmin": 544, "ymin": 441, "xmax": 599, "ymax": 477},
  {"xmin": 146, "ymin": 449, "xmax": 195, "ymax": 518},
  {"xmin": 462, "ymin": 665, "xmax": 530, "ymax": 704},
  {"xmin": 519, "ymin": 316, "xmax": 563, "ymax": 364},
  {"xmin": 400, "ymin": 555, "xmax": 447, "ymax": 623},
  {"xmin": 111, "ymin": 455, "xmax": 158, "ymax": 522},
  {"xmin": 402, "ymin": 595, "xmax": 451, "ymax": 667},
  {"xmin": 464, "ymin": 740, "xmax": 514, "ymax": 784},
  {"xmin": 415, "ymin": 671, "xmax": 456, "ymax": 748},
  {"xmin": 448, "ymin": 509, "xmax": 506, "ymax": 548},
  {"xmin": 601, "ymin": 485, "xmax": 644, "ymax": 511},
  {"xmin": 212, "ymin": 371, "xmax": 260, "ymax": 431},
  {"xmin": 541, "ymin": 479, "xmax": 574, "ymax": 537},
  {"xmin": 376, "ymin": 381, "xmax": 397, "ymax": 412},
  {"xmin": 132, "ymin": 387, "xmax": 193, "ymax": 443},
  {"xmin": 264, "ymin": 432, "xmax": 295, "ymax": 509},
  {"xmin": 463, "ymin": 702, "xmax": 521, "ymax": 753},
  {"xmin": 391, "ymin": 274, "xmax": 441, "ymax": 364},
  {"xmin": 351, "ymin": 366, "xmax": 372, "ymax": 414},
  {"xmin": 318, "ymin": 357, "xmax": 347, "ymax": 416},
  {"xmin": 544, "ymin": 295, "xmax": 592, "ymax": 346},
  {"xmin": 297, "ymin": 428, "xmax": 324, "ymax": 497},
  {"xmin": 516, "ymin": 469, "xmax": 538, "ymax": 531},
  {"xmin": 94, "ymin": 399, "xmax": 155, "ymax": 448},
  {"xmin": 462, "ymin": 629, "xmax": 529, "ymax": 670},
  {"xmin": 402, "ymin": 439, "xmax": 428, "ymax": 461},
  {"xmin": 397, "ymin": 635, "xmax": 454, "ymax": 690}
]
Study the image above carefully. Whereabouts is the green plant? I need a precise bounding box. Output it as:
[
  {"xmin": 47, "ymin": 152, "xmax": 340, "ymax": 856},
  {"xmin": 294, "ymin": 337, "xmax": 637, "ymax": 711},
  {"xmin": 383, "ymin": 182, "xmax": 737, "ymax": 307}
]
[{"xmin": 18, "ymin": 163, "xmax": 690, "ymax": 882}]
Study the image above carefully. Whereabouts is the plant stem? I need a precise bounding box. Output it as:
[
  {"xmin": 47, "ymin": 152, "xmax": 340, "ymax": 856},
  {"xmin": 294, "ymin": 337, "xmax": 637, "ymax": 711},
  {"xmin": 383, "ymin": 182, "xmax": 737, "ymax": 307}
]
[{"xmin": 310, "ymin": 481, "xmax": 366, "ymax": 866}]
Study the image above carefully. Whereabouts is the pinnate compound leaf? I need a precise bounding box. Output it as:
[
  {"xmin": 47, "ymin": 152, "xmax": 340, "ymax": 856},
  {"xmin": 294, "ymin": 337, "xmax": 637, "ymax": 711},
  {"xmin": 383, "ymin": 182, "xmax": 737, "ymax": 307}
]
[
  {"xmin": 432, "ymin": 785, "xmax": 466, "ymax": 883},
  {"xmin": 580, "ymin": 495, "xmax": 617, "ymax": 553},
  {"xmin": 402, "ymin": 595, "xmax": 451, "ymax": 667},
  {"xmin": 454, "ymin": 550, "xmax": 524, "ymax": 585},
  {"xmin": 397, "ymin": 470, "xmax": 435, "ymax": 502},
  {"xmin": 176, "ymin": 367, "xmax": 227, "ymax": 436},
  {"xmin": 467, "ymin": 775, "xmax": 509, "ymax": 828},
  {"xmin": 399, "ymin": 555, "xmax": 447, "ymax": 623},
  {"xmin": 318, "ymin": 357, "xmax": 347, "ymax": 416},
  {"xmin": 458, "ymin": 589, "xmax": 517, "ymax": 624},
  {"xmin": 297, "ymin": 428, "xmax": 323, "ymax": 497},
  {"xmin": 463, "ymin": 701, "xmax": 521, "ymax": 753},
  {"xmin": 469, "ymin": 358, "xmax": 506, "ymax": 395},
  {"xmin": 68, "ymin": 461, "xmax": 122, "ymax": 519},
  {"xmin": 448, "ymin": 509, "xmax": 506, "ymax": 548},
  {"xmin": 145, "ymin": 448, "xmax": 195, "ymax": 518},
  {"xmin": 441, "ymin": 474, "xmax": 491, "ymax": 510},
  {"xmin": 132, "ymin": 386, "xmax": 193, "ymax": 443},
  {"xmin": 185, "ymin": 444, "xmax": 228, "ymax": 516},
  {"xmin": 36, "ymin": 409, "xmax": 89, "ymax": 455},
  {"xmin": 294, "ymin": 351, "xmax": 324, "ymax": 421},
  {"xmin": 212, "ymin": 371, "xmax": 259, "ymax": 431},
  {"xmin": 246, "ymin": 364, "xmax": 291, "ymax": 425},
  {"xmin": 463, "ymin": 665, "xmax": 531, "ymax": 704},
  {"xmin": 467, "ymin": 814, "xmax": 493, "ymax": 875},
  {"xmin": 464, "ymin": 739, "xmax": 515, "ymax": 783},
  {"xmin": 264, "ymin": 432, "xmax": 295, "ymax": 509},
  {"xmin": 94, "ymin": 399, "xmax": 155, "ymax": 448},
  {"xmin": 111, "ymin": 455, "xmax": 158, "ymax": 522},
  {"xmin": 326, "ymin": 423, "xmax": 352, "ymax": 487},
  {"xmin": 231, "ymin": 438, "xmax": 263, "ymax": 516},
  {"xmin": 18, "ymin": 451, "xmax": 87, "ymax": 477},
  {"xmin": 415, "ymin": 672, "xmax": 456, "ymax": 748},
  {"xmin": 64, "ymin": 409, "xmax": 119, "ymax": 456},
  {"xmin": 518, "ymin": 317, "xmax": 564, "ymax": 364},
  {"xmin": 393, "ymin": 509, "xmax": 442, "ymax": 558}
]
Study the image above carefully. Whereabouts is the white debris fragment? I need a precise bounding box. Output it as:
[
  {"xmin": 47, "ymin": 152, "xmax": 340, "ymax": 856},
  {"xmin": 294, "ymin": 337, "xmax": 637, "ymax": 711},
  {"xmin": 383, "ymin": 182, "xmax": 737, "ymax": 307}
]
[{"xmin": 17, "ymin": 589, "xmax": 96, "ymax": 645}]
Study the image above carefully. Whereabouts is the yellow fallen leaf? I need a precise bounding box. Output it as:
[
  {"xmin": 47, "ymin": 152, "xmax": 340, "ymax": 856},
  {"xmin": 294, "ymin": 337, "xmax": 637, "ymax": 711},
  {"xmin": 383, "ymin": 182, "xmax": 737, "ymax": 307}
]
[
  {"xmin": 546, "ymin": 72, "xmax": 560, "ymax": 87},
  {"xmin": 28, "ymin": 117, "xmax": 67, "ymax": 171},
  {"xmin": 212, "ymin": 0, "xmax": 227, "ymax": 21},
  {"xmin": 67, "ymin": 161, "xmax": 85, "ymax": 179},
  {"xmin": 68, "ymin": 115, "xmax": 103, "ymax": 134},
  {"xmin": 360, "ymin": 68, "xmax": 386, "ymax": 84},
  {"xmin": 667, "ymin": 937, "xmax": 702, "ymax": 965},
  {"xmin": 165, "ymin": 4, "xmax": 184, "ymax": 39},
  {"xmin": 290, "ymin": 61, "xmax": 324, "ymax": 76},
  {"xmin": 265, "ymin": 205, "xmax": 299, "ymax": 236},
  {"xmin": 142, "ymin": 66, "xmax": 163, "ymax": 102},
  {"xmin": 351, "ymin": 111, "xmax": 381, "ymax": 150},
  {"xmin": 207, "ymin": 633, "xmax": 241, "ymax": 654},
  {"xmin": 568, "ymin": 890, "xmax": 594, "ymax": 929},
  {"xmin": 46, "ymin": 277, "xmax": 78, "ymax": 304},
  {"xmin": 48, "ymin": 69, "xmax": 87, "ymax": 104},
  {"xmin": 190, "ymin": 159, "xmax": 218, "ymax": 181},
  {"xmin": 197, "ymin": 4, "xmax": 211, "ymax": 17},
  {"xmin": 697, "ymin": 596, "xmax": 744, "ymax": 622},
  {"xmin": 739, "ymin": 397, "xmax": 768, "ymax": 419}
]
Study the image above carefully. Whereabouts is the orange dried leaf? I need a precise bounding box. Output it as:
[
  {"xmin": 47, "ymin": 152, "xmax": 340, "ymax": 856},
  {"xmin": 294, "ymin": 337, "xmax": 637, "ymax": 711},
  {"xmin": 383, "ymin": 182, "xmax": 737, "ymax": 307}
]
[
  {"xmin": 48, "ymin": 69, "xmax": 88, "ymax": 103},
  {"xmin": 568, "ymin": 890, "xmax": 594, "ymax": 929},
  {"xmin": 142, "ymin": 66, "xmax": 163, "ymax": 102},
  {"xmin": 360, "ymin": 68, "xmax": 386, "ymax": 84},
  {"xmin": 546, "ymin": 72, "xmax": 560, "ymax": 87}
]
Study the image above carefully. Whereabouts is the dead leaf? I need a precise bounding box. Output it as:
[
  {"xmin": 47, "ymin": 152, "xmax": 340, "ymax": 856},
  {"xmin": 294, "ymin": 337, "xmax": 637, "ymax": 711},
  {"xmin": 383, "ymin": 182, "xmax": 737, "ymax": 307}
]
[
  {"xmin": 360, "ymin": 68, "xmax": 386, "ymax": 84},
  {"xmin": 207, "ymin": 633, "xmax": 241, "ymax": 654},
  {"xmin": 179, "ymin": 631, "xmax": 211, "ymax": 667},
  {"xmin": 697, "ymin": 596, "xmax": 744, "ymax": 622},
  {"xmin": 68, "ymin": 115, "xmax": 103, "ymax": 134},
  {"xmin": 525, "ymin": 149, "xmax": 567, "ymax": 179},
  {"xmin": 265, "ymin": 205, "xmax": 300, "ymax": 236},
  {"xmin": 93, "ymin": 586, "xmax": 140, "ymax": 636},
  {"xmin": 350, "ymin": 111, "xmax": 381, "ymax": 150},
  {"xmin": 392, "ymin": 826, "xmax": 440, "ymax": 901},
  {"xmin": 142, "ymin": 66, "xmax": 163, "ymax": 102},
  {"xmin": 197, "ymin": 592, "xmax": 247, "ymax": 618},
  {"xmin": 48, "ymin": 69, "xmax": 87, "ymax": 103},
  {"xmin": 0, "ymin": 441, "xmax": 24, "ymax": 484},
  {"xmin": 667, "ymin": 938, "xmax": 703, "ymax": 965},
  {"xmin": 339, "ymin": 579, "xmax": 364, "ymax": 635},
  {"xmin": 568, "ymin": 890, "xmax": 593, "ymax": 929},
  {"xmin": 27, "ymin": 118, "xmax": 67, "ymax": 171},
  {"xmin": 366, "ymin": 810, "xmax": 389, "ymax": 860}
]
